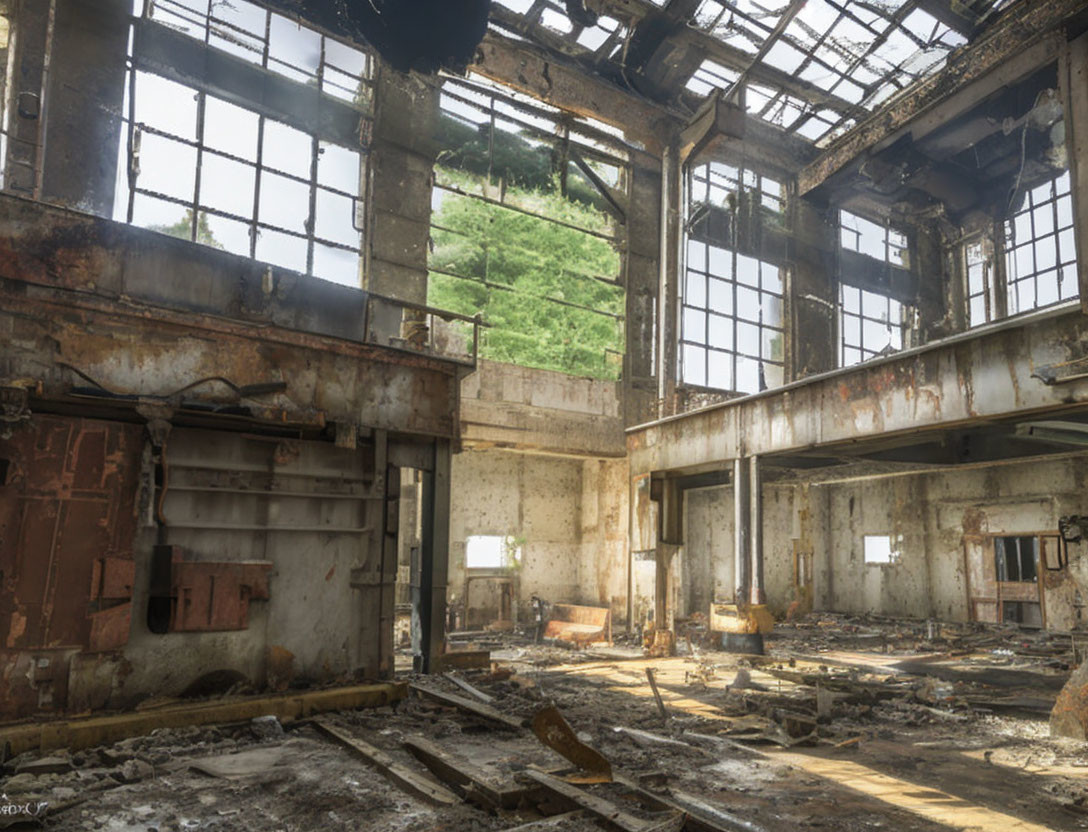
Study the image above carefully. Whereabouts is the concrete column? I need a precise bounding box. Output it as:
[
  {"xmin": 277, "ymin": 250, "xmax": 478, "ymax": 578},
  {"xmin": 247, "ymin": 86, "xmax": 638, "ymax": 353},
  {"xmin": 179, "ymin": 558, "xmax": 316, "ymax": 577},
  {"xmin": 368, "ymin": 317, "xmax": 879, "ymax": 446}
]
[
  {"xmin": 654, "ymin": 479, "xmax": 682, "ymax": 633},
  {"xmin": 749, "ymin": 455, "xmax": 765, "ymax": 605},
  {"xmin": 733, "ymin": 457, "xmax": 750, "ymax": 604},
  {"xmin": 789, "ymin": 198, "xmax": 837, "ymax": 380},
  {"xmin": 1060, "ymin": 33, "xmax": 1088, "ymax": 308},
  {"xmin": 414, "ymin": 437, "xmax": 450, "ymax": 673}
]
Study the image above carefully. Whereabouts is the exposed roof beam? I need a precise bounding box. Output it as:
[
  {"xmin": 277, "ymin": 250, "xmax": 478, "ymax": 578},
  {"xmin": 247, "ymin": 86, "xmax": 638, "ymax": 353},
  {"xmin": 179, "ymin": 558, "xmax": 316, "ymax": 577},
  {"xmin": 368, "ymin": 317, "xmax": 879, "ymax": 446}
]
[
  {"xmin": 798, "ymin": 0, "xmax": 1080, "ymax": 196},
  {"xmin": 915, "ymin": 0, "xmax": 980, "ymax": 36},
  {"xmin": 562, "ymin": 0, "xmax": 860, "ymax": 115}
]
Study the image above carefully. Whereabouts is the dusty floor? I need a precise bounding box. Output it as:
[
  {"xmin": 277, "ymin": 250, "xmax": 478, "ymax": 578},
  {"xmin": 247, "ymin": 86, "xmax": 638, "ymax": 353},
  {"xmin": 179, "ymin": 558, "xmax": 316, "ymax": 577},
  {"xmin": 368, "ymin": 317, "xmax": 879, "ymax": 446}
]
[{"xmin": 3, "ymin": 615, "xmax": 1087, "ymax": 831}]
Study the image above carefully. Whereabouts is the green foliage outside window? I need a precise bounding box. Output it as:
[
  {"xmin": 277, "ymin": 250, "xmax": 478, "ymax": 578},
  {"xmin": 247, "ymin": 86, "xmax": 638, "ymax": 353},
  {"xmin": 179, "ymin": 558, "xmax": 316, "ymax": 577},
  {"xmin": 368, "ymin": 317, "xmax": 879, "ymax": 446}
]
[{"xmin": 427, "ymin": 112, "xmax": 626, "ymax": 380}]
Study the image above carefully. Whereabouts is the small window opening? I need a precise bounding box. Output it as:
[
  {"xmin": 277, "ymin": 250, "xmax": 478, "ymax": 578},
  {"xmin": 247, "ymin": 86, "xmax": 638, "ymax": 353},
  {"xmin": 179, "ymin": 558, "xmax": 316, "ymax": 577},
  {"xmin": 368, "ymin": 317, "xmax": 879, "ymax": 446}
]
[
  {"xmin": 994, "ymin": 536, "xmax": 1039, "ymax": 583},
  {"xmin": 465, "ymin": 534, "xmax": 521, "ymax": 570},
  {"xmin": 863, "ymin": 534, "xmax": 898, "ymax": 565}
]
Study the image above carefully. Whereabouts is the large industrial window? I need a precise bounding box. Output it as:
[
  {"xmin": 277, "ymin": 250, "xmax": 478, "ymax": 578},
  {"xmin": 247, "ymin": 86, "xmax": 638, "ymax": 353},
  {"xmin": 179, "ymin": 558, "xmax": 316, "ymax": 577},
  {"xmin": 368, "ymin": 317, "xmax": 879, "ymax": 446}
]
[
  {"xmin": 114, "ymin": 1, "xmax": 372, "ymax": 286},
  {"xmin": 680, "ymin": 161, "xmax": 786, "ymax": 394},
  {"xmin": 682, "ymin": 242, "xmax": 785, "ymax": 392},
  {"xmin": 838, "ymin": 210, "xmax": 910, "ymax": 367},
  {"xmin": 1004, "ymin": 172, "xmax": 1078, "ymax": 315},
  {"xmin": 427, "ymin": 75, "xmax": 627, "ymax": 380}
]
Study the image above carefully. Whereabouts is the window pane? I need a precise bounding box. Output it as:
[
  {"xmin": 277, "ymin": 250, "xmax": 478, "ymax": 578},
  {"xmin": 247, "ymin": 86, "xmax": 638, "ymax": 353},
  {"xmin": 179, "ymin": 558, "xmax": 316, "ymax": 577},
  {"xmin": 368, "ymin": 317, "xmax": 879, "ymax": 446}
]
[
  {"xmin": 707, "ymin": 313, "xmax": 732, "ymax": 349},
  {"xmin": 255, "ymin": 228, "xmax": 308, "ymax": 273},
  {"xmin": 683, "ymin": 307, "xmax": 707, "ymax": 342},
  {"xmin": 134, "ymin": 72, "xmax": 197, "ymax": 140},
  {"xmin": 685, "ymin": 270, "xmax": 706, "ymax": 307},
  {"xmin": 259, "ymin": 171, "xmax": 311, "ymax": 233},
  {"xmin": 314, "ymin": 188, "xmax": 360, "ymax": 247},
  {"xmin": 317, "ymin": 142, "xmax": 362, "ymax": 191},
  {"xmin": 137, "ymin": 133, "xmax": 197, "ymax": 200},
  {"xmin": 202, "ymin": 213, "xmax": 252, "ymax": 257},
  {"xmin": 203, "ymin": 96, "xmax": 259, "ymax": 161},
  {"xmin": 262, "ymin": 120, "xmax": 313, "ymax": 178},
  {"xmin": 682, "ymin": 343, "xmax": 707, "ymax": 386},
  {"xmin": 706, "ymin": 352, "xmax": 733, "ymax": 390},
  {"xmin": 312, "ymin": 243, "xmax": 360, "ymax": 287},
  {"xmin": 199, "ymin": 154, "xmax": 256, "ymax": 217}
]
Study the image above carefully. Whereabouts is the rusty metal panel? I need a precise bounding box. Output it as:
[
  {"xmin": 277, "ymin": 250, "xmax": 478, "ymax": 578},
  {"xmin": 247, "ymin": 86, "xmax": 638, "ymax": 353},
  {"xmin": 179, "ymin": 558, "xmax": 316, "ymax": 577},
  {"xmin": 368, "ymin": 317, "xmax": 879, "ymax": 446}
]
[
  {"xmin": 0, "ymin": 415, "xmax": 142, "ymax": 652},
  {"xmin": 170, "ymin": 562, "xmax": 272, "ymax": 632},
  {"xmin": 88, "ymin": 602, "xmax": 132, "ymax": 653}
]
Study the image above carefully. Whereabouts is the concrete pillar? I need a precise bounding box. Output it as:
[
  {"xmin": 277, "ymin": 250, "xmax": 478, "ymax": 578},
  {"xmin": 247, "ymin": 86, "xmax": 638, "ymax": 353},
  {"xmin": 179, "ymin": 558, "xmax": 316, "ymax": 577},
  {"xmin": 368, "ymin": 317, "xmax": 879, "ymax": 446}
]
[
  {"xmin": 41, "ymin": 0, "xmax": 129, "ymax": 215},
  {"xmin": 749, "ymin": 455, "xmax": 765, "ymax": 605},
  {"xmin": 1060, "ymin": 32, "xmax": 1088, "ymax": 309},
  {"xmin": 4, "ymin": 0, "xmax": 54, "ymax": 198},
  {"xmin": 733, "ymin": 457, "xmax": 750, "ymax": 604},
  {"xmin": 790, "ymin": 198, "xmax": 837, "ymax": 379},
  {"xmin": 414, "ymin": 437, "xmax": 450, "ymax": 673}
]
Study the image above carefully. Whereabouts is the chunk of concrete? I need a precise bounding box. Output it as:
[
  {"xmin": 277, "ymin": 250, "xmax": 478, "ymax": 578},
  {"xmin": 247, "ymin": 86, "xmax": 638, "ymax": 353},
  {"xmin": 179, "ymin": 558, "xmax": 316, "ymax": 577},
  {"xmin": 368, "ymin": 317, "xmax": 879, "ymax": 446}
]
[{"xmin": 1051, "ymin": 659, "xmax": 1088, "ymax": 740}]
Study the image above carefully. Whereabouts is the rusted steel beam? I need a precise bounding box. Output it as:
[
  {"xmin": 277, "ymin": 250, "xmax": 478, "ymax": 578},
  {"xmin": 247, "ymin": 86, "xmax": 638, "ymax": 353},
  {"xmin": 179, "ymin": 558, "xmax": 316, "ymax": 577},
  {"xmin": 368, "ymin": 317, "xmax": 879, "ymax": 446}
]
[
  {"xmin": 404, "ymin": 735, "xmax": 529, "ymax": 808},
  {"xmin": 627, "ymin": 305, "xmax": 1088, "ymax": 475},
  {"xmin": 473, "ymin": 34, "xmax": 675, "ymax": 157},
  {"xmin": 798, "ymin": 0, "xmax": 1082, "ymax": 195},
  {"xmin": 0, "ymin": 682, "xmax": 406, "ymax": 758}
]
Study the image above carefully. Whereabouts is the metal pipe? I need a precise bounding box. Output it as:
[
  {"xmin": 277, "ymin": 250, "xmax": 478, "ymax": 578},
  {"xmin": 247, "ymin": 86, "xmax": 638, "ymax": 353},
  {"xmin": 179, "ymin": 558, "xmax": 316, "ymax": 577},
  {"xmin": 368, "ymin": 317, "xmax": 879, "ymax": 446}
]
[
  {"xmin": 749, "ymin": 454, "xmax": 765, "ymax": 605},
  {"xmin": 733, "ymin": 457, "xmax": 750, "ymax": 604},
  {"xmin": 657, "ymin": 144, "xmax": 675, "ymax": 414}
]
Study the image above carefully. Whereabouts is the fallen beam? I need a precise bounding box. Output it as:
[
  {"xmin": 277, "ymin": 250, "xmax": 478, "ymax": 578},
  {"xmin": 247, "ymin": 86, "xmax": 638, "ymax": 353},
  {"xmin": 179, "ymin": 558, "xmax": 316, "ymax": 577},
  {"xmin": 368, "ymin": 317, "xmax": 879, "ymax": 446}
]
[
  {"xmin": 312, "ymin": 718, "xmax": 459, "ymax": 806},
  {"xmin": 410, "ymin": 683, "xmax": 525, "ymax": 730},
  {"xmin": 404, "ymin": 735, "xmax": 528, "ymax": 809},
  {"xmin": 613, "ymin": 775, "xmax": 766, "ymax": 832},
  {"xmin": 444, "ymin": 672, "xmax": 495, "ymax": 704},
  {"xmin": 0, "ymin": 682, "xmax": 406, "ymax": 759},
  {"xmin": 504, "ymin": 811, "xmax": 590, "ymax": 830},
  {"xmin": 521, "ymin": 769, "xmax": 654, "ymax": 832}
]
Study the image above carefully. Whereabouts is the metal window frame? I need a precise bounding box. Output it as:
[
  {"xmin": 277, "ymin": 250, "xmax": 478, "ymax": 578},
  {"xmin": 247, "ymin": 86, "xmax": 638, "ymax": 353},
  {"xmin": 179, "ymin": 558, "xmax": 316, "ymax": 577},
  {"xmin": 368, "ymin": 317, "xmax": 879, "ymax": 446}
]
[
  {"xmin": 120, "ymin": 3, "xmax": 373, "ymax": 281},
  {"xmin": 1003, "ymin": 171, "xmax": 1079, "ymax": 316},
  {"xmin": 428, "ymin": 74, "xmax": 631, "ymax": 373}
]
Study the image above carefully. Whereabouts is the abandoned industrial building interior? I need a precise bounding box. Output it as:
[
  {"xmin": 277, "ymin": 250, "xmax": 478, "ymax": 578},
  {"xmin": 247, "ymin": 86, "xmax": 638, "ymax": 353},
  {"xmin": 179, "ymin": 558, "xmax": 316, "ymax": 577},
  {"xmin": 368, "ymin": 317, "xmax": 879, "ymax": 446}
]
[{"xmin": 4, "ymin": 0, "xmax": 1088, "ymax": 828}]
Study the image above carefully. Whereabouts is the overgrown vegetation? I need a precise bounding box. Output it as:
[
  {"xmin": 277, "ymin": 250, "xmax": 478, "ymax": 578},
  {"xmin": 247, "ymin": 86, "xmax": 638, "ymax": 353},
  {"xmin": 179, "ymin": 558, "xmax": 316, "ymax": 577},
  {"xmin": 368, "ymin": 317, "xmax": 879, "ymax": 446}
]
[{"xmin": 428, "ymin": 112, "xmax": 625, "ymax": 380}]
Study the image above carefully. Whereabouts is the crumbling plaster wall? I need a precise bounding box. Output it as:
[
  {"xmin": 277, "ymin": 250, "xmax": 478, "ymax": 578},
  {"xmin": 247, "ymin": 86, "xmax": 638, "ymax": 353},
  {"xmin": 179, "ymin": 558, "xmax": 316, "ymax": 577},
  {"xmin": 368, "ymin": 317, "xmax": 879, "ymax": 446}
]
[
  {"xmin": 808, "ymin": 455, "xmax": 1088, "ymax": 624},
  {"xmin": 679, "ymin": 483, "xmax": 795, "ymax": 619},
  {"xmin": 677, "ymin": 456, "xmax": 1088, "ymax": 627}
]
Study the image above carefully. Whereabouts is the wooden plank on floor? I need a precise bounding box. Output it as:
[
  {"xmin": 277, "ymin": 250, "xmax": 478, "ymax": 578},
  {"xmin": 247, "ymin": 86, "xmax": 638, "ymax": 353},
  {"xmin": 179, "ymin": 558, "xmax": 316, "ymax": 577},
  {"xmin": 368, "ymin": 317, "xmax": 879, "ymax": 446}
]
[
  {"xmin": 522, "ymin": 769, "xmax": 653, "ymax": 832},
  {"xmin": 613, "ymin": 775, "xmax": 764, "ymax": 832},
  {"xmin": 504, "ymin": 811, "xmax": 589, "ymax": 829},
  {"xmin": 312, "ymin": 718, "xmax": 459, "ymax": 806},
  {"xmin": 404, "ymin": 735, "xmax": 529, "ymax": 809},
  {"xmin": 410, "ymin": 683, "xmax": 525, "ymax": 730},
  {"xmin": 444, "ymin": 672, "xmax": 495, "ymax": 703}
]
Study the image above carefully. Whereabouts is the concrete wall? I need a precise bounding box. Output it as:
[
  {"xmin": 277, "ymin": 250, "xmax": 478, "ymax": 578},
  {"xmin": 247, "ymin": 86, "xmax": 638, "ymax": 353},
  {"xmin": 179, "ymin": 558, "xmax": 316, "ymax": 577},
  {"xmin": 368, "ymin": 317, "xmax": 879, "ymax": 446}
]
[
  {"xmin": 680, "ymin": 484, "xmax": 796, "ymax": 619},
  {"xmin": 448, "ymin": 359, "xmax": 630, "ymax": 624},
  {"xmin": 679, "ymin": 455, "xmax": 1088, "ymax": 628}
]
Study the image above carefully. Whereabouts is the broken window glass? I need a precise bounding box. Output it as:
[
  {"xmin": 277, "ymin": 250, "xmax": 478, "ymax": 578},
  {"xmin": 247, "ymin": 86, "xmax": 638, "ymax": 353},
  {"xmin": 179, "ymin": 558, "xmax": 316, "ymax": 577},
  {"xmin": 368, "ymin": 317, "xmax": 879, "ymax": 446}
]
[
  {"xmin": 428, "ymin": 74, "xmax": 628, "ymax": 381},
  {"xmin": 1004, "ymin": 170, "xmax": 1079, "ymax": 316}
]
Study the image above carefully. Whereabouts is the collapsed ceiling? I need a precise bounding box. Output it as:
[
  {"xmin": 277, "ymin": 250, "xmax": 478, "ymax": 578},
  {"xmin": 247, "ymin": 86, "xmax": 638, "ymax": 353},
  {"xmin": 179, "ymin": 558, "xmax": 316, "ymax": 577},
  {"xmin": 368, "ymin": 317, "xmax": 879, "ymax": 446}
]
[{"xmin": 488, "ymin": 0, "xmax": 1020, "ymax": 147}]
